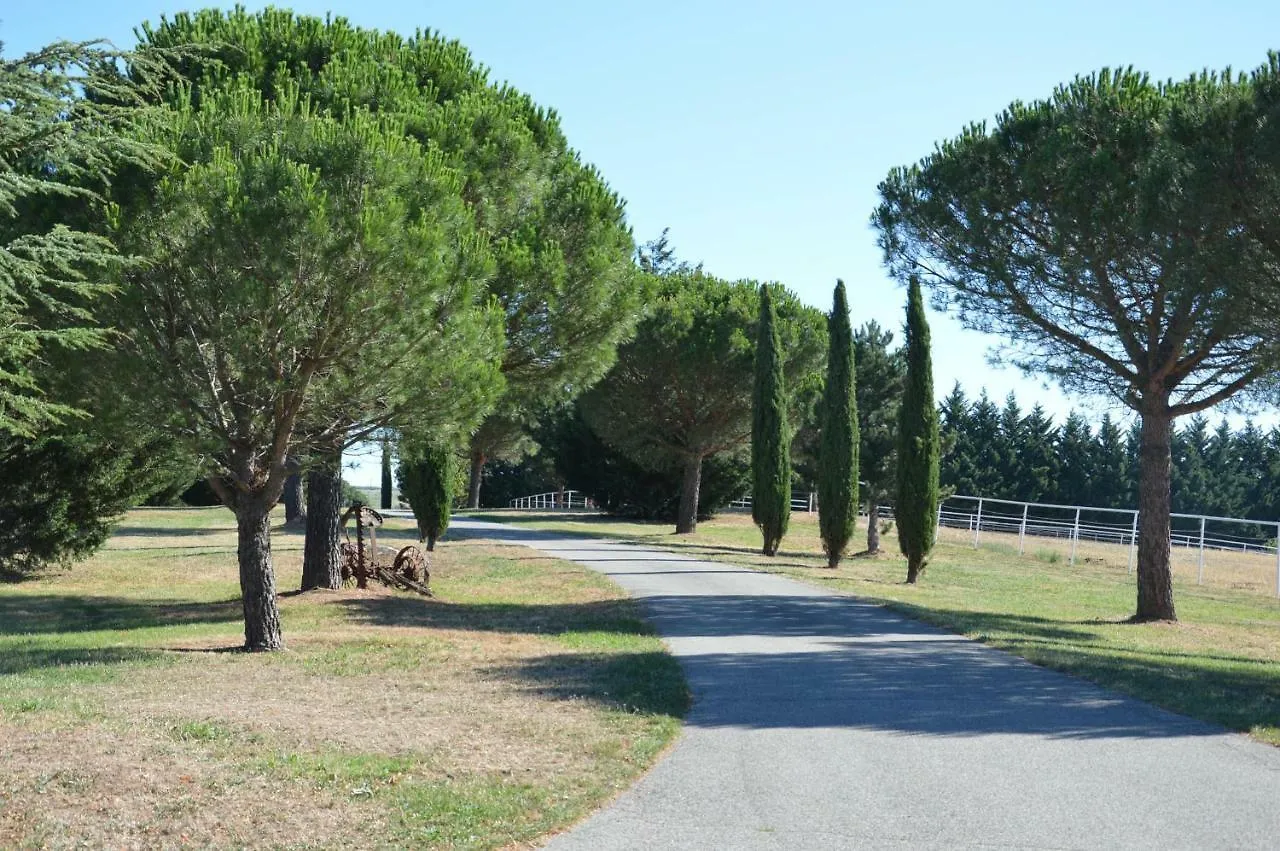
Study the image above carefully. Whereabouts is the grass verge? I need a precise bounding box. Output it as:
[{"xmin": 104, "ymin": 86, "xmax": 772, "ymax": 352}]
[
  {"xmin": 471, "ymin": 509, "xmax": 1280, "ymax": 745},
  {"xmin": 0, "ymin": 507, "xmax": 687, "ymax": 849}
]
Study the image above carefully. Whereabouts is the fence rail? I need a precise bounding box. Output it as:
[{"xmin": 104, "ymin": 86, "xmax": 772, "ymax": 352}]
[
  {"xmin": 886, "ymin": 494, "xmax": 1280, "ymax": 597},
  {"xmin": 507, "ymin": 490, "xmax": 595, "ymax": 511},
  {"xmin": 728, "ymin": 492, "xmax": 817, "ymax": 513}
]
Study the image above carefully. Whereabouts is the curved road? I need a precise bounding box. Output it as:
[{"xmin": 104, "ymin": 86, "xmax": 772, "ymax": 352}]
[{"xmin": 452, "ymin": 518, "xmax": 1280, "ymax": 850}]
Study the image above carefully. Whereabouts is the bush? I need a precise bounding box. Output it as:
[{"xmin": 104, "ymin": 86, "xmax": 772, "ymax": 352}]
[{"xmin": 0, "ymin": 427, "xmax": 181, "ymax": 577}]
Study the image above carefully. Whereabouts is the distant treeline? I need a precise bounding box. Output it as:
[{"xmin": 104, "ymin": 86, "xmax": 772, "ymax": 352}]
[{"xmin": 939, "ymin": 385, "xmax": 1280, "ymax": 522}]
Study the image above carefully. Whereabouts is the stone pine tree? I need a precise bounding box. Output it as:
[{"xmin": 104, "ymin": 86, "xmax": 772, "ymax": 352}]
[
  {"xmin": 582, "ymin": 273, "xmax": 826, "ymax": 535},
  {"xmin": 874, "ymin": 63, "xmax": 1280, "ymax": 618},
  {"xmin": 112, "ymin": 89, "xmax": 495, "ymax": 650},
  {"xmin": 752, "ymin": 285, "xmax": 791, "ymax": 556},
  {"xmin": 398, "ymin": 442, "xmax": 454, "ymax": 551},
  {"xmin": 896, "ymin": 278, "xmax": 940, "ymax": 584},
  {"xmin": 818, "ymin": 280, "xmax": 859, "ymax": 568}
]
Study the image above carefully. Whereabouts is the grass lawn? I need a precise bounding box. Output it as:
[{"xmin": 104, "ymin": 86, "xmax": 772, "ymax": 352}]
[
  {"xmin": 471, "ymin": 508, "xmax": 1280, "ymax": 745},
  {"xmin": 0, "ymin": 507, "xmax": 687, "ymax": 849}
]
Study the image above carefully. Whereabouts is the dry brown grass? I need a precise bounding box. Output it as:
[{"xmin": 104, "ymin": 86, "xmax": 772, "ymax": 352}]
[{"xmin": 0, "ymin": 510, "xmax": 685, "ymax": 849}]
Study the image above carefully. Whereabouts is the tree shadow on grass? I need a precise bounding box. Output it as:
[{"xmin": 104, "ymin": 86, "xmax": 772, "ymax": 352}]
[
  {"xmin": 484, "ymin": 650, "xmax": 689, "ymax": 719},
  {"xmin": 0, "ymin": 645, "xmax": 167, "ymax": 676},
  {"xmin": 0, "ymin": 594, "xmax": 242, "ymax": 636},
  {"xmin": 335, "ymin": 595, "xmax": 658, "ymax": 638}
]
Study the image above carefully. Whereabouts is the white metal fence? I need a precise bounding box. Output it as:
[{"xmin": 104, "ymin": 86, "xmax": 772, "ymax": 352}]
[
  {"xmin": 728, "ymin": 491, "xmax": 817, "ymax": 513},
  {"xmin": 507, "ymin": 489, "xmax": 595, "ymax": 511},
  {"xmin": 924, "ymin": 494, "xmax": 1280, "ymax": 597}
]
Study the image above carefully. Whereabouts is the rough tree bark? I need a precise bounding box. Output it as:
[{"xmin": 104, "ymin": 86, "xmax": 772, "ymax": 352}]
[
  {"xmin": 467, "ymin": 449, "xmax": 485, "ymax": 509},
  {"xmin": 906, "ymin": 551, "xmax": 924, "ymax": 584},
  {"xmin": 676, "ymin": 455, "xmax": 703, "ymax": 534},
  {"xmin": 302, "ymin": 454, "xmax": 343, "ymax": 591},
  {"xmin": 282, "ymin": 472, "xmax": 305, "ymax": 525},
  {"xmin": 866, "ymin": 502, "xmax": 881, "ymax": 554},
  {"xmin": 236, "ymin": 494, "xmax": 284, "ymax": 651},
  {"xmin": 1136, "ymin": 399, "xmax": 1176, "ymax": 621}
]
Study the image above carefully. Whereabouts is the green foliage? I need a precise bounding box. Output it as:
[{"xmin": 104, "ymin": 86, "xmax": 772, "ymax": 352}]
[
  {"xmin": 0, "ymin": 39, "xmax": 172, "ymax": 436},
  {"xmin": 580, "ymin": 271, "xmax": 825, "ymax": 532},
  {"xmin": 113, "ymin": 84, "xmax": 496, "ymax": 503},
  {"xmin": 896, "ymin": 279, "xmax": 940, "ymax": 582},
  {"xmin": 874, "ymin": 66, "xmax": 1274, "ymax": 412},
  {"xmin": 398, "ymin": 443, "xmax": 454, "ymax": 549},
  {"xmin": 136, "ymin": 8, "xmax": 641, "ymax": 485},
  {"xmin": 874, "ymin": 61, "xmax": 1280, "ymax": 613},
  {"xmin": 0, "ymin": 425, "xmax": 181, "ymax": 576},
  {"xmin": 818, "ymin": 281, "xmax": 858, "ymax": 567},
  {"xmin": 538, "ymin": 404, "xmax": 748, "ymax": 522},
  {"xmin": 751, "ymin": 285, "xmax": 790, "ymax": 556},
  {"xmin": 853, "ymin": 320, "xmax": 905, "ymax": 507}
]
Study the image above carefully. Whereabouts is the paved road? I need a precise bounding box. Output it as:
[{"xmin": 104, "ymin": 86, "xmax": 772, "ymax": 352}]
[{"xmin": 451, "ymin": 518, "xmax": 1280, "ymax": 850}]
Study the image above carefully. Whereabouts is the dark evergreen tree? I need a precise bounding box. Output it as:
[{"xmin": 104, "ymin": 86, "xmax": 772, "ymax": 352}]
[
  {"xmin": 380, "ymin": 437, "xmax": 394, "ymax": 510},
  {"xmin": 897, "ymin": 279, "xmax": 940, "ymax": 583},
  {"xmin": 818, "ymin": 281, "xmax": 858, "ymax": 567},
  {"xmin": 938, "ymin": 383, "xmax": 976, "ymax": 496},
  {"xmin": 967, "ymin": 391, "xmax": 1005, "ymax": 496},
  {"xmin": 752, "ymin": 285, "xmax": 791, "ymax": 556},
  {"xmin": 1172, "ymin": 415, "xmax": 1213, "ymax": 515},
  {"xmin": 1093, "ymin": 413, "xmax": 1131, "ymax": 510},
  {"xmin": 1055, "ymin": 413, "xmax": 1095, "ymax": 506},
  {"xmin": 398, "ymin": 444, "xmax": 454, "ymax": 550},
  {"xmin": 997, "ymin": 393, "xmax": 1025, "ymax": 498},
  {"xmin": 1237, "ymin": 422, "xmax": 1272, "ymax": 521},
  {"xmin": 1204, "ymin": 421, "xmax": 1245, "ymax": 518},
  {"xmin": 853, "ymin": 321, "xmax": 905, "ymax": 553},
  {"xmin": 1018, "ymin": 404, "xmax": 1059, "ymax": 503}
]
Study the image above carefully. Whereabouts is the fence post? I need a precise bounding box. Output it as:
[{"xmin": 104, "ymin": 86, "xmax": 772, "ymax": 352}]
[
  {"xmin": 1127, "ymin": 511, "xmax": 1138, "ymax": 575},
  {"xmin": 974, "ymin": 498, "xmax": 984, "ymax": 548},
  {"xmin": 809, "ymin": 492, "xmax": 816, "ymax": 513},
  {"xmin": 1018, "ymin": 503, "xmax": 1029, "ymax": 556},
  {"xmin": 1069, "ymin": 507, "xmax": 1081, "ymax": 566},
  {"xmin": 1275, "ymin": 522, "xmax": 1280, "ymax": 598},
  {"xmin": 935, "ymin": 501, "xmax": 943, "ymax": 540},
  {"xmin": 1197, "ymin": 516, "xmax": 1206, "ymax": 585}
]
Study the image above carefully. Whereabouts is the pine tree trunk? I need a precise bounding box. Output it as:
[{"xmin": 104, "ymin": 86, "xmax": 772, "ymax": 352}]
[
  {"xmin": 676, "ymin": 455, "xmax": 702, "ymax": 534},
  {"xmin": 236, "ymin": 496, "xmax": 283, "ymax": 651},
  {"xmin": 1135, "ymin": 404, "xmax": 1177, "ymax": 621},
  {"xmin": 467, "ymin": 449, "xmax": 485, "ymax": 509},
  {"xmin": 867, "ymin": 502, "xmax": 881, "ymax": 554},
  {"xmin": 283, "ymin": 472, "xmax": 305, "ymax": 526},
  {"xmin": 302, "ymin": 455, "xmax": 343, "ymax": 591}
]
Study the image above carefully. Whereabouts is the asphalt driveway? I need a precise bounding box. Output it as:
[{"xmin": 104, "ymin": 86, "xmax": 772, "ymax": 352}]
[{"xmin": 453, "ymin": 517, "xmax": 1280, "ymax": 850}]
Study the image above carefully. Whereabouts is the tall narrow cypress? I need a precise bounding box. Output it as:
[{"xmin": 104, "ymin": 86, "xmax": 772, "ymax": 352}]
[
  {"xmin": 752, "ymin": 284, "xmax": 791, "ymax": 555},
  {"xmin": 818, "ymin": 280, "xmax": 859, "ymax": 568},
  {"xmin": 399, "ymin": 444, "xmax": 454, "ymax": 551},
  {"xmin": 380, "ymin": 436, "xmax": 394, "ymax": 509},
  {"xmin": 897, "ymin": 277, "xmax": 940, "ymax": 584}
]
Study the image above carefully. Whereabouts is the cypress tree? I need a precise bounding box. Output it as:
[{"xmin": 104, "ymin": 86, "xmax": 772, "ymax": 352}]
[
  {"xmin": 897, "ymin": 278, "xmax": 940, "ymax": 584},
  {"xmin": 398, "ymin": 444, "xmax": 455, "ymax": 551},
  {"xmin": 818, "ymin": 280, "xmax": 858, "ymax": 568},
  {"xmin": 752, "ymin": 284, "xmax": 791, "ymax": 555},
  {"xmin": 380, "ymin": 437, "xmax": 394, "ymax": 510}
]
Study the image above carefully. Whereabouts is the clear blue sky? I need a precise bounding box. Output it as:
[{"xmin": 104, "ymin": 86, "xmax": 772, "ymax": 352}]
[{"xmin": 7, "ymin": 1, "xmax": 1280, "ymax": 483}]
